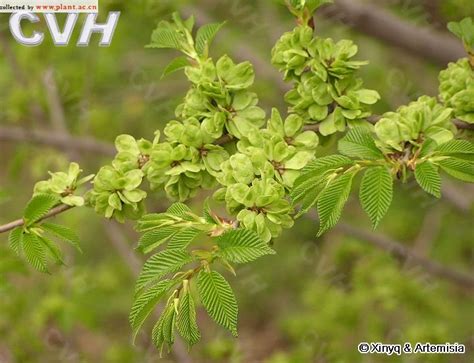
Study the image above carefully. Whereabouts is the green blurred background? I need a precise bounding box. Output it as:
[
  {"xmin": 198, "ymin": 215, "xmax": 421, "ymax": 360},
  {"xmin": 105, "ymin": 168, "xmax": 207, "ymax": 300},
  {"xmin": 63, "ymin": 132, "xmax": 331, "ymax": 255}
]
[{"xmin": 0, "ymin": 1, "xmax": 473, "ymax": 362}]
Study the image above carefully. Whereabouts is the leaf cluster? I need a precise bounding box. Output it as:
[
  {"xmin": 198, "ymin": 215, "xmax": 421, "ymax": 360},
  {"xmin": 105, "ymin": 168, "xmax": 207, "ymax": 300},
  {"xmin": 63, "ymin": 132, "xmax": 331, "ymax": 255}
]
[
  {"xmin": 9, "ymin": 194, "xmax": 81, "ymax": 272},
  {"xmin": 292, "ymin": 127, "xmax": 474, "ymax": 234},
  {"xmin": 129, "ymin": 202, "xmax": 274, "ymax": 351}
]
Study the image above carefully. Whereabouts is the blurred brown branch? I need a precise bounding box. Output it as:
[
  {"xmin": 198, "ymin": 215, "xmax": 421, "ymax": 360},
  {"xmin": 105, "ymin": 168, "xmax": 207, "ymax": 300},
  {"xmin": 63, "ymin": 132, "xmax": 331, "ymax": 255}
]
[
  {"xmin": 42, "ymin": 67, "xmax": 80, "ymax": 161},
  {"xmin": 405, "ymin": 206, "xmax": 442, "ymax": 267},
  {"xmin": 42, "ymin": 68, "xmax": 69, "ymax": 136},
  {"xmin": 0, "ymin": 30, "xmax": 27, "ymax": 85},
  {"xmin": 318, "ymin": 0, "xmax": 465, "ymax": 66},
  {"xmin": 0, "ymin": 30, "xmax": 47, "ymax": 125},
  {"xmin": 441, "ymin": 183, "xmax": 474, "ymax": 213},
  {"xmin": 4, "ymin": 115, "xmax": 470, "ymax": 155},
  {"xmin": 335, "ymin": 222, "xmax": 474, "ymax": 289},
  {"xmin": 0, "ymin": 126, "xmax": 115, "ymax": 156},
  {"xmin": 102, "ymin": 221, "xmax": 142, "ymax": 276}
]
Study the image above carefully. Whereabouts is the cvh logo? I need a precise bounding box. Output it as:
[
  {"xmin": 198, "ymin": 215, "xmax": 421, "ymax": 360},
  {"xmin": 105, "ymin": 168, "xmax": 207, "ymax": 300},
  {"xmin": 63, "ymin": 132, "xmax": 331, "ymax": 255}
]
[{"xmin": 10, "ymin": 11, "xmax": 120, "ymax": 46}]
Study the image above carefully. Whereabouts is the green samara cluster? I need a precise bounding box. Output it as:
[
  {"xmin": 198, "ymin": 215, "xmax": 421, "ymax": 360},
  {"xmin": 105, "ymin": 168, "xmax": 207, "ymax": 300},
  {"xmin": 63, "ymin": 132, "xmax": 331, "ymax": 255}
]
[
  {"xmin": 178, "ymin": 55, "xmax": 266, "ymax": 139},
  {"xmin": 85, "ymin": 14, "xmax": 272, "ymax": 212},
  {"xmin": 83, "ymin": 12, "xmax": 323, "ymax": 242},
  {"xmin": 271, "ymin": 25, "xmax": 380, "ymax": 135},
  {"xmin": 87, "ymin": 166, "xmax": 147, "ymax": 223},
  {"xmin": 375, "ymin": 96, "xmax": 455, "ymax": 153},
  {"xmin": 214, "ymin": 109, "xmax": 318, "ymax": 242},
  {"xmin": 439, "ymin": 58, "xmax": 474, "ymax": 124},
  {"xmin": 34, "ymin": 162, "xmax": 93, "ymax": 207},
  {"xmin": 440, "ymin": 18, "xmax": 474, "ymax": 123}
]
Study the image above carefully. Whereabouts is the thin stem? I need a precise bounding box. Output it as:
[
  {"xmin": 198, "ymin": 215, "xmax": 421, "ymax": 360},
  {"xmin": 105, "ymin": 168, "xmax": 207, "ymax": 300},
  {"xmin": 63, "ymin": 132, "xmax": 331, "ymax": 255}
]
[
  {"xmin": 0, "ymin": 204, "xmax": 73, "ymax": 234},
  {"xmin": 175, "ymin": 265, "xmax": 204, "ymax": 297}
]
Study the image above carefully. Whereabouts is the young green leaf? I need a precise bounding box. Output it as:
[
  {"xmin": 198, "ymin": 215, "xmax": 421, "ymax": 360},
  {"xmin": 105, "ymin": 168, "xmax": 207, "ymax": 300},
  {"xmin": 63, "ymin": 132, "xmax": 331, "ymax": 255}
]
[
  {"xmin": 129, "ymin": 279, "xmax": 175, "ymax": 343},
  {"xmin": 161, "ymin": 300, "xmax": 178, "ymax": 349},
  {"xmin": 216, "ymin": 229, "xmax": 275, "ymax": 264},
  {"xmin": 291, "ymin": 170, "xmax": 328, "ymax": 205},
  {"xmin": 435, "ymin": 140, "xmax": 474, "ymax": 155},
  {"xmin": 195, "ymin": 22, "xmax": 226, "ymax": 56},
  {"xmin": 136, "ymin": 214, "xmax": 169, "ymax": 232},
  {"xmin": 38, "ymin": 235, "xmax": 64, "ymax": 265},
  {"xmin": 447, "ymin": 17, "xmax": 474, "ymax": 50},
  {"xmin": 171, "ymin": 12, "xmax": 192, "ymax": 31},
  {"xmin": 294, "ymin": 185, "xmax": 322, "ymax": 218},
  {"xmin": 359, "ymin": 167, "xmax": 393, "ymax": 229},
  {"xmin": 182, "ymin": 15, "xmax": 195, "ymax": 32},
  {"xmin": 286, "ymin": 0, "xmax": 333, "ymax": 14},
  {"xmin": 22, "ymin": 232, "xmax": 48, "ymax": 273},
  {"xmin": 147, "ymin": 28, "xmax": 184, "ymax": 50},
  {"xmin": 23, "ymin": 194, "xmax": 59, "ymax": 226},
  {"xmin": 437, "ymin": 158, "xmax": 474, "ymax": 182},
  {"xmin": 162, "ymin": 56, "xmax": 190, "ymax": 79},
  {"xmin": 197, "ymin": 270, "xmax": 238, "ymax": 337},
  {"xmin": 8, "ymin": 228, "xmax": 23, "ymax": 256},
  {"xmin": 176, "ymin": 289, "xmax": 201, "ymax": 348},
  {"xmin": 338, "ymin": 128, "xmax": 384, "ymax": 160},
  {"xmin": 317, "ymin": 171, "xmax": 356, "ymax": 236},
  {"xmin": 203, "ymin": 199, "xmax": 218, "ymax": 225},
  {"xmin": 291, "ymin": 155, "xmax": 354, "ymax": 203},
  {"xmin": 419, "ymin": 138, "xmax": 438, "ymax": 157},
  {"xmin": 294, "ymin": 172, "xmax": 336, "ymax": 218},
  {"xmin": 136, "ymin": 205, "xmax": 198, "ymax": 234},
  {"xmin": 152, "ymin": 302, "xmax": 177, "ymax": 352},
  {"xmin": 137, "ymin": 227, "xmax": 179, "ymax": 254},
  {"xmin": 135, "ymin": 250, "xmax": 193, "ymax": 294},
  {"xmin": 167, "ymin": 203, "xmax": 195, "ymax": 220},
  {"xmin": 152, "ymin": 308, "xmax": 167, "ymax": 352},
  {"xmin": 41, "ymin": 222, "xmax": 81, "ymax": 252},
  {"xmin": 167, "ymin": 228, "xmax": 201, "ymax": 250},
  {"xmin": 307, "ymin": 0, "xmax": 334, "ymax": 12},
  {"xmin": 415, "ymin": 161, "xmax": 442, "ymax": 198},
  {"xmin": 300, "ymin": 155, "xmax": 354, "ymax": 174}
]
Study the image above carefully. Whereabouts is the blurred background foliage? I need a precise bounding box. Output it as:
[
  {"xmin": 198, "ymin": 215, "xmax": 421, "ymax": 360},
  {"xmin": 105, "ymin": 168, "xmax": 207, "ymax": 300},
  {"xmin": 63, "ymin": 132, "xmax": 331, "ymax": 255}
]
[{"xmin": 0, "ymin": 0, "xmax": 473, "ymax": 362}]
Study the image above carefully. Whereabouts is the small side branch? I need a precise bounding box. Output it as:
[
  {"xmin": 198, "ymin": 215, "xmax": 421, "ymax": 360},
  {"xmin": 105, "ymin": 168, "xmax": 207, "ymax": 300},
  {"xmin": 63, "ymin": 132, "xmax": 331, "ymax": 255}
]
[
  {"xmin": 318, "ymin": 0, "xmax": 465, "ymax": 66},
  {"xmin": 0, "ymin": 204, "xmax": 73, "ymax": 234},
  {"xmin": 335, "ymin": 222, "xmax": 474, "ymax": 289},
  {"xmin": 0, "ymin": 126, "xmax": 116, "ymax": 156}
]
